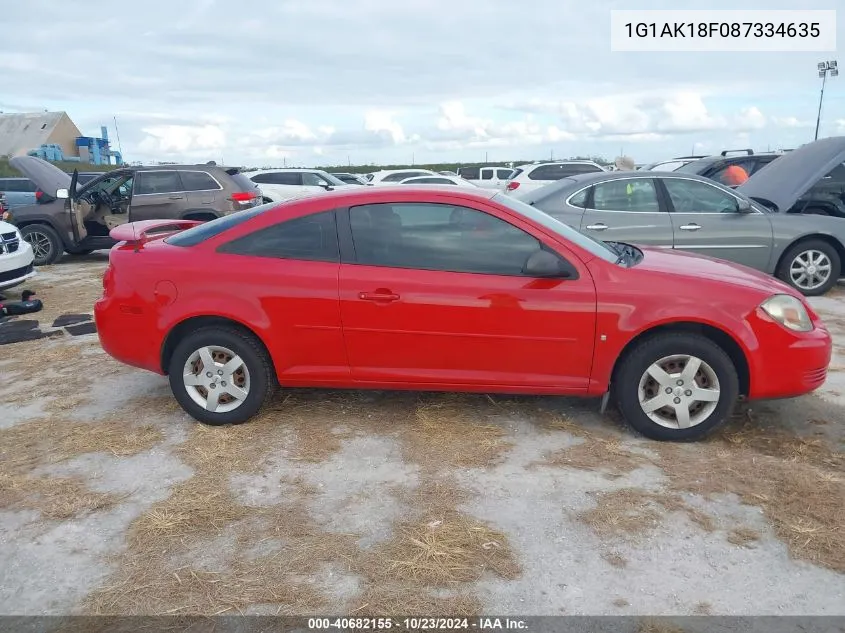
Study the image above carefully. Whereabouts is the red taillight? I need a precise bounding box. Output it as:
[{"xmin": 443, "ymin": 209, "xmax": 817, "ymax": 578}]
[
  {"xmin": 506, "ymin": 181, "xmax": 520, "ymax": 191},
  {"xmin": 35, "ymin": 190, "xmax": 43, "ymax": 201},
  {"xmin": 230, "ymin": 191, "xmax": 259, "ymax": 206}
]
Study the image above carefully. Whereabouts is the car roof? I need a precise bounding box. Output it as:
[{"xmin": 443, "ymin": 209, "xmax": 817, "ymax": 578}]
[
  {"xmin": 243, "ymin": 168, "xmax": 324, "ymax": 174},
  {"xmin": 516, "ymin": 170, "xmax": 732, "ymax": 204},
  {"xmin": 283, "ymin": 184, "xmax": 498, "ymax": 204},
  {"xmin": 516, "ymin": 160, "xmax": 601, "ymax": 169}
]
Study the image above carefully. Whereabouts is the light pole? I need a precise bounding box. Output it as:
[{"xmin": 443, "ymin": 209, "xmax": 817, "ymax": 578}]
[{"xmin": 815, "ymin": 60, "xmax": 838, "ymax": 141}]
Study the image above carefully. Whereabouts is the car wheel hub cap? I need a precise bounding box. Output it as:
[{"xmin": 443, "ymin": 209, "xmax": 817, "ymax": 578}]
[
  {"xmin": 182, "ymin": 345, "xmax": 250, "ymax": 413},
  {"xmin": 637, "ymin": 354, "xmax": 721, "ymax": 430},
  {"xmin": 790, "ymin": 250, "xmax": 831, "ymax": 290},
  {"xmin": 25, "ymin": 232, "xmax": 52, "ymax": 259}
]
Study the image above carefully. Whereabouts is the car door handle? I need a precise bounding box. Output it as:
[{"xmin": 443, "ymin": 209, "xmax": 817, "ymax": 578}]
[
  {"xmin": 359, "ymin": 291, "xmax": 400, "ymax": 302},
  {"xmin": 679, "ymin": 223, "xmax": 702, "ymax": 231},
  {"xmin": 585, "ymin": 223, "xmax": 608, "ymax": 231}
]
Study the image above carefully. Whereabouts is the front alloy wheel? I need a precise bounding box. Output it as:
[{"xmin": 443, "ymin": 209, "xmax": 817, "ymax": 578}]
[
  {"xmin": 638, "ymin": 355, "xmax": 720, "ymax": 430},
  {"xmin": 615, "ymin": 333, "xmax": 739, "ymax": 441}
]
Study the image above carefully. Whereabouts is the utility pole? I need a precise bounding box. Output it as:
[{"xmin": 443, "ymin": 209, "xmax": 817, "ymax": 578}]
[{"xmin": 815, "ymin": 60, "xmax": 838, "ymax": 141}]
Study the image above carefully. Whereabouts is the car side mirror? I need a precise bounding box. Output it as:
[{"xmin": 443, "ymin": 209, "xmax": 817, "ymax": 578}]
[
  {"xmin": 522, "ymin": 250, "xmax": 574, "ymax": 278},
  {"xmin": 316, "ymin": 180, "xmax": 331, "ymax": 189},
  {"xmin": 56, "ymin": 188, "xmax": 69, "ymax": 199},
  {"xmin": 737, "ymin": 199, "xmax": 753, "ymax": 213}
]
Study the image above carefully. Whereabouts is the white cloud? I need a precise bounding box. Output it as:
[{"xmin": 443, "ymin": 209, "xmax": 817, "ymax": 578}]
[
  {"xmin": 137, "ymin": 124, "xmax": 226, "ymax": 156},
  {"xmin": 364, "ymin": 111, "xmax": 410, "ymax": 144}
]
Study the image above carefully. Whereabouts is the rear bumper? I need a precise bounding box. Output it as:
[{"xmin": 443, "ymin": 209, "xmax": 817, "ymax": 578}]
[
  {"xmin": 94, "ymin": 295, "xmax": 165, "ymax": 375},
  {"xmin": 747, "ymin": 313, "xmax": 833, "ymax": 400}
]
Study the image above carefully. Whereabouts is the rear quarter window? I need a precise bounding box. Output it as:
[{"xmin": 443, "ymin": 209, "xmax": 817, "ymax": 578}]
[{"xmin": 229, "ymin": 172, "xmax": 261, "ymax": 191}]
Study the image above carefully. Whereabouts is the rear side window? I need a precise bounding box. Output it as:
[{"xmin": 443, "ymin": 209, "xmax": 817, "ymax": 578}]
[
  {"xmin": 480, "ymin": 169, "xmax": 494, "ymax": 180},
  {"xmin": 382, "ymin": 171, "xmax": 429, "ymax": 182},
  {"xmin": 217, "ymin": 210, "xmax": 339, "ymax": 262},
  {"xmin": 497, "ymin": 169, "xmax": 514, "ymax": 179},
  {"xmin": 458, "ymin": 167, "xmax": 480, "ymax": 180},
  {"xmin": 179, "ymin": 171, "xmax": 221, "ymax": 191},
  {"xmin": 529, "ymin": 164, "xmax": 603, "ymax": 180},
  {"xmin": 165, "ymin": 202, "xmax": 276, "ymax": 247},
  {"xmin": 135, "ymin": 171, "xmax": 183, "ymax": 195},
  {"xmin": 568, "ymin": 188, "xmax": 589, "ymax": 208},
  {"xmin": 0, "ymin": 178, "xmax": 36, "ymax": 192},
  {"xmin": 251, "ymin": 172, "xmax": 301, "ymax": 186}
]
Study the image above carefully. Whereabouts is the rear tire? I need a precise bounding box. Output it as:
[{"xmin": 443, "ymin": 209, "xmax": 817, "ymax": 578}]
[
  {"xmin": 20, "ymin": 224, "xmax": 63, "ymax": 265},
  {"xmin": 776, "ymin": 239, "xmax": 841, "ymax": 296},
  {"xmin": 168, "ymin": 326, "xmax": 276, "ymax": 426},
  {"xmin": 614, "ymin": 333, "xmax": 739, "ymax": 441}
]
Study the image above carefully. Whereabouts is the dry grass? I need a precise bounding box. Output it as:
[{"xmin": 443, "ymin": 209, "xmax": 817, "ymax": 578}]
[
  {"xmin": 602, "ymin": 551, "xmax": 628, "ymax": 568},
  {"xmin": 536, "ymin": 436, "xmax": 649, "ymax": 476},
  {"xmin": 352, "ymin": 585, "xmax": 481, "ymax": 618},
  {"xmin": 404, "ymin": 395, "xmax": 513, "ymax": 471},
  {"xmin": 579, "ymin": 489, "xmax": 715, "ymax": 541},
  {"xmin": 727, "ymin": 527, "xmax": 762, "ymax": 548},
  {"xmin": 637, "ymin": 619, "xmax": 687, "ymax": 633},
  {"xmin": 654, "ymin": 427, "xmax": 845, "ymax": 572},
  {"xmin": 0, "ymin": 474, "xmax": 121, "ymax": 520},
  {"xmin": 369, "ymin": 508, "xmax": 520, "ymax": 585},
  {"xmin": 0, "ymin": 417, "xmax": 164, "ymax": 476},
  {"xmin": 612, "ymin": 598, "xmax": 630, "ymax": 608},
  {"xmin": 694, "ymin": 601, "xmax": 714, "ymax": 615}
]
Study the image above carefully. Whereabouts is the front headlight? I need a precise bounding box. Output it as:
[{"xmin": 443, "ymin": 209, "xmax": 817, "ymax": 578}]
[{"xmin": 760, "ymin": 294, "xmax": 813, "ymax": 332}]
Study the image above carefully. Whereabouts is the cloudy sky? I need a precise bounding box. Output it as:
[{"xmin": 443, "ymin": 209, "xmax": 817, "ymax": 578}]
[{"xmin": 1, "ymin": 0, "xmax": 842, "ymax": 167}]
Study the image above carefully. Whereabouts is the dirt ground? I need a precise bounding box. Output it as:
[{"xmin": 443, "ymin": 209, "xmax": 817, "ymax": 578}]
[{"xmin": 1, "ymin": 253, "xmax": 843, "ymax": 616}]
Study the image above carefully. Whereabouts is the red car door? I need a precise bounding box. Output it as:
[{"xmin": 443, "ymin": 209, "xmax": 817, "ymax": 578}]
[{"xmin": 338, "ymin": 201, "xmax": 597, "ymax": 391}]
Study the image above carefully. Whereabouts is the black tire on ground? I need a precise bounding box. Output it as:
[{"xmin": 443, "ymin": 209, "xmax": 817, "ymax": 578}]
[
  {"xmin": 614, "ymin": 333, "xmax": 739, "ymax": 442},
  {"xmin": 167, "ymin": 326, "xmax": 276, "ymax": 426},
  {"xmin": 20, "ymin": 224, "xmax": 63, "ymax": 266},
  {"xmin": 65, "ymin": 248, "xmax": 94, "ymax": 256},
  {"xmin": 776, "ymin": 239, "xmax": 841, "ymax": 297}
]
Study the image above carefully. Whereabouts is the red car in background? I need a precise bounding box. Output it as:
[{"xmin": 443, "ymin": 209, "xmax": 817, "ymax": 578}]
[{"xmin": 94, "ymin": 187, "xmax": 832, "ymax": 441}]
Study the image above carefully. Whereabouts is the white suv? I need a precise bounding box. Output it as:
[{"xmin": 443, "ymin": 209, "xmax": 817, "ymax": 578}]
[
  {"xmin": 364, "ymin": 169, "xmax": 438, "ymax": 185},
  {"xmin": 504, "ymin": 161, "xmax": 606, "ymax": 195},
  {"xmin": 243, "ymin": 169, "xmax": 352, "ymax": 202},
  {"xmin": 456, "ymin": 166, "xmax": 515, "ymax": 190},
  {"xmin": 0, "ymin": 220, "xmax": 36, "ymax": 292}
]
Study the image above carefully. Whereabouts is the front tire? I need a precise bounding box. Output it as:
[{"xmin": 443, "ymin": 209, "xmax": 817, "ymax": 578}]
[
  {"xmin": 615, "ymin": 333, "xmax": 739, "ymax": 441},
  {"xmin": 20, "ymin": 224, "xmax": 63, "ymax": 265},
  {"xmin": 776, "ymin": 239, "xmax": 841, "ymax": 296},
  {"xmin": 168, "ymin": 326, "xmax": 276, "ymax": 426}
]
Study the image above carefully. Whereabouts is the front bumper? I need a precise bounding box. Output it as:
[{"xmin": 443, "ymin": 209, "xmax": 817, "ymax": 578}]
[
  {"xmin": 747, "ymin": 309, "xmax": 833, "ymax": 400},
  {"xmin": 0, "ymin": 239, "xmax": 36, "ymax": 291}
]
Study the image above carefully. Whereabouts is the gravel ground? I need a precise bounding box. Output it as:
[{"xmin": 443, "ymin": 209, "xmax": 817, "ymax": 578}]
[{"xmin": 0, "ymin": 253, "xmax": 843, "ymax": 617}]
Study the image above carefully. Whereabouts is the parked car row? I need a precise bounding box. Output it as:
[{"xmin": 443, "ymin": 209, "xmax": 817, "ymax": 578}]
[
  {"xmin": 5, "ymin": 158, "xmax": 262, "ymax": 265},
  {"xmin": 516, "ymin": 137, "xmax": 845, "ymax": 296}
]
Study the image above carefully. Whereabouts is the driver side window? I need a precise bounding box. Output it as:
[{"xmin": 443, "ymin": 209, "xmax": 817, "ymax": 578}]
[
  {"xmin": 663, "ymin": 178, "xmax": 739, "ymax": 213},
  {"xmin": 348, "ymin": 203, "xmax": 549, "ymax": 276}
]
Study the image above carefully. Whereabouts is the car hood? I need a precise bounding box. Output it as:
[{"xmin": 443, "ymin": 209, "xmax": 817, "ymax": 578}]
[
  {"xmin": 736, "ymin": 136, "xmax": 845, "ymax": 212},
  {"xmin": 9, "ymin": 155, "xmax": 71, "ymax": 197},
  {"xmin": 636, "ymin": 246, "xmax": 798, "ymax": 297}
]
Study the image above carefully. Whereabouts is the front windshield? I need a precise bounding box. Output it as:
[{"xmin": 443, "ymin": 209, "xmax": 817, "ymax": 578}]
[{"xmin": 492, "ymin": 193, "xmax": 618, "ymax": 263}]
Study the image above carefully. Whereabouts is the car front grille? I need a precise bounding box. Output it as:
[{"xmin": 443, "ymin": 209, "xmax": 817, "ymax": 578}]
[
  {"xmin": 0, "ymin": 231, "xmax": 19, "ymax": 254},
  {"xmin": 0, "ymin": 263, "xmax": 33, "ymax": 283},
  {"xmin": 804, "ymin": 367, "xmax": 828, "ymax": 387}
]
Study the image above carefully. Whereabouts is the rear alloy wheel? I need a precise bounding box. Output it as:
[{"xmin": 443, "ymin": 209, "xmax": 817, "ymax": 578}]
[
  {"xmin": 777, "ymin": 240, "xmax": 841, "ymax": 296},
  {"xmin": 168, "ymin": 327, "xmax": 276, "ymax": 425},
  {"xmin": 615, "ymin": 333, "xmax": 739, "ymax": 441},
  {"xmin": 20, "ymin": 224, "xmax": 63, "ymax": 265}
]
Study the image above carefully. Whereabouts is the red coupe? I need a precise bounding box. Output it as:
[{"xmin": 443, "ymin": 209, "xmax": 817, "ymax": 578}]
[{"xmin": 94, "ymin": 187, "xmax": 832, "ymax": 441}]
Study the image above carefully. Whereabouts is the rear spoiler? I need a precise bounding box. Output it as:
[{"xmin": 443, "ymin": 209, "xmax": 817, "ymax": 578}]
[{"xmin": 109, "ymin": 219, "xmax": 203, "ymax": 248}]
